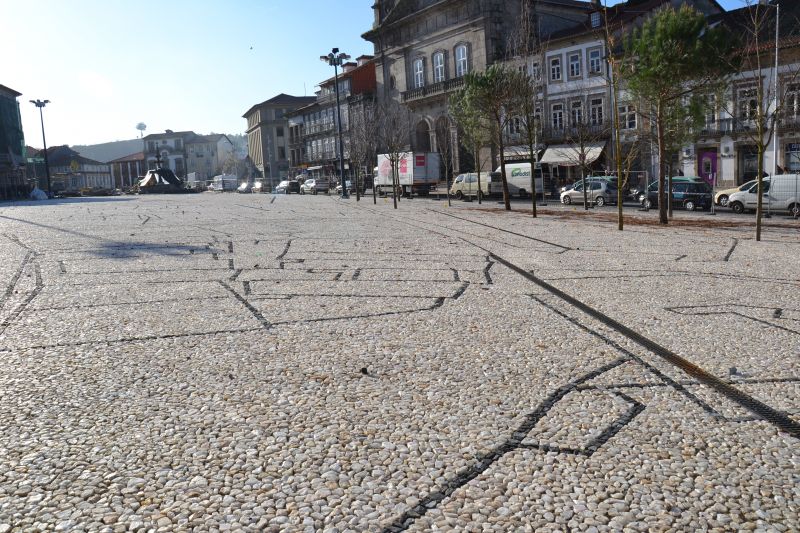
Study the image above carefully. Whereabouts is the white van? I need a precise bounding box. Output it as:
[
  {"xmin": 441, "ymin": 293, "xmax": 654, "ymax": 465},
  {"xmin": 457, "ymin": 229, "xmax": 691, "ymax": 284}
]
[
  {"xmin": 489, "ymin": 162, "xmax": 544, "ymax": 198},
  {"xmin": 728, "ymin": 174, "xmax": 800, "ymax": 215},
  {"xmin": 450, "ymin": 172, "xmax": 491, "ymax": 200}
]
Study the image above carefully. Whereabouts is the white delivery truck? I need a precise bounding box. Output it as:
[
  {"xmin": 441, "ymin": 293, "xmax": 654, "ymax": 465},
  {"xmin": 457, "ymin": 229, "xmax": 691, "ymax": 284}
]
[
  {"xmin": 374, "ymin": 152, "xmax": 441, "ymax": 196},
  {"xmin": 209, "ymin": 174, "xmax": 239, "ymax": 192},
  {"xmin": 488, "ymin": 162, "xmax": 544, "ymax": 198}
]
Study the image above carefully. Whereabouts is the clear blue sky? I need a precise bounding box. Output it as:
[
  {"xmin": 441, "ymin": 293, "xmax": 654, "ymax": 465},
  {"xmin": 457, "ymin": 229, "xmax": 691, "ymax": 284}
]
[{"xmin": 5, "ymin": 0, "xmax": 746, "ymax": 148}]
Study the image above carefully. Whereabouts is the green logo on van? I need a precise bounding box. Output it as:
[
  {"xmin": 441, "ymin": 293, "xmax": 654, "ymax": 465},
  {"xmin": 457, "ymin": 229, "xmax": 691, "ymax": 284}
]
[{"xmin": 511, "ymin": 168, "xmax": 530, "ymax": 177}]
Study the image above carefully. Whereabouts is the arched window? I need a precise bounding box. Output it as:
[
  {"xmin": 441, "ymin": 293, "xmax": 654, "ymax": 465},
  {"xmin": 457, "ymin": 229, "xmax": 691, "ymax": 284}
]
[
  {"xmin": 455, "ymin": 45, "xmax": 469, "ymax": 77},
  {"xmin": 433, "ymin": 52, "xmax": 445, "ymax": 83},
  {"xmin": 413, "ymin": 58, "xmax": 425, "ymax": 88}
]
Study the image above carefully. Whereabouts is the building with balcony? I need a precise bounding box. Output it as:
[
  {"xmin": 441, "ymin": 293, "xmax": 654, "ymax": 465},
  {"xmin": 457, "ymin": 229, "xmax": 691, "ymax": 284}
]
[
  {"xmin": 683, "ymin": 0, "xmax": 800, "ymax": 187},
  {"xmin": 362, "ymin": 0, "xmax": 592, "ymax": 173},
  {"xmin": 243, "ymin": 94, "xmax": 316, "ymax": 189},
  {"xmin": 286, "ymin": 55, "xmax": 377, "ymax": 181},
  {"xmin": 0, "ymin": 84, "xmax": 27, "ymax": 200}
]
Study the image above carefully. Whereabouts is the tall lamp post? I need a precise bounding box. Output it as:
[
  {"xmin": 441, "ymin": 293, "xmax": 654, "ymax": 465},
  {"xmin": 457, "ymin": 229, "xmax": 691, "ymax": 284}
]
[
  {"xmin": 320, "ymin": 47, "xmax": 351, "ymax": 199},
  {"xmin": 30, "ymin": 99, "xmax": 52, "ymax": 196}
]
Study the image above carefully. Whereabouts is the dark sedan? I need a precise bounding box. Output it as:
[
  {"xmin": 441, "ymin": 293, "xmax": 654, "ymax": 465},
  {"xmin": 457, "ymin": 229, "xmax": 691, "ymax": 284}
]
[{"xmin": 640, "ymin": 181, "xmax": 713, "ymax": 211}]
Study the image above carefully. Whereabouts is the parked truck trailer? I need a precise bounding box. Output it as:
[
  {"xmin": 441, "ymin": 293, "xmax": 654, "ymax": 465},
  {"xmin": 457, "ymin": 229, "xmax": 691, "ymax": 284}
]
[{"xmin": 374, "ymin": 152, "xmax": 441, "ymax": 196}]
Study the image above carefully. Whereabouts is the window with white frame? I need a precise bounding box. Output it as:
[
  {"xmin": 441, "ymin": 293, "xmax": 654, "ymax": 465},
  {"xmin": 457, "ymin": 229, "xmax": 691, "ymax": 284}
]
[
  {"xmin": 455, "ymin": 45, "xmax": 469, "ymax": 77},
  {"xmin": 591, "ymin": 11, "xmax": 601, "ymax": 28},
  {"xmin": 508, "ymin": 117, "xmax": 521, "ymax": 135},
  {"xmin": 569, "ymin": 53, "xmax": 581, "ymax": 78},
  {"xmin": 413, "ymin": 58, "xmax": 425, "ymax": 88},
  {"xmin": 785, "ymin": 83, "xmax": 800, "ymax": 118},
  {"xmin": 552, "ymin": 103, "xmax": 564, "ymax": 129},
  {"xmin": 589, "ymin": 49, "xmax": 602, "ymax": 74},
  {"xmin": 570, "ymin": 101, "xmax": 583, "ymax": 125},
  {"xmin": 550, "ymin": 57, "xmax": 561, "ymax": 81},
  {"xmin": 433, "ymin": 52, "xmax": 445, "ymax": 83},
  {"xmin": 619, "ymin": 104, "xmax": 636, "ymax": 129},
  {"xmin": 738, "ymin": 87, "xmax": 758, "ymax": 120},
  {"xmin": 705, "ymin": 94, "xmax": 717, "ymax": 124},
  {"xmin": 531, "ymin": 62, "xmax": 540, "ymax": 81},
  {"xmin": 590, "ymin": 98, "xmax": 603, "ymax": 125}
]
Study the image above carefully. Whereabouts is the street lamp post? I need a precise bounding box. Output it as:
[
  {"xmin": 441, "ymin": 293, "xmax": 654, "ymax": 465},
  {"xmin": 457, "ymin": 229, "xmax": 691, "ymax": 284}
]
[
  {"xmin": 30, "ymin": 99, "xmax": 52, "ymax": 196},
  {"xmin": 321, "ymin": 47, "xmax": 351, "ymax": 199}
]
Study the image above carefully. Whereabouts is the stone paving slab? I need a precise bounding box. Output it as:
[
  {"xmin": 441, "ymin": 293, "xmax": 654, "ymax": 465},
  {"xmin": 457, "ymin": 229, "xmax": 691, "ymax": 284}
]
[{"xmin": 0, "ymin": 193, "xmax": 797, "ymax": 532}]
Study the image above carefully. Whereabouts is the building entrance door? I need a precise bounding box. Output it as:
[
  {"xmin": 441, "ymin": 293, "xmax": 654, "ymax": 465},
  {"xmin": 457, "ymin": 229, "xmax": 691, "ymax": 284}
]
[{"xmin": 697, "ymin": 149, "xmax": 717, "ymax": 186}]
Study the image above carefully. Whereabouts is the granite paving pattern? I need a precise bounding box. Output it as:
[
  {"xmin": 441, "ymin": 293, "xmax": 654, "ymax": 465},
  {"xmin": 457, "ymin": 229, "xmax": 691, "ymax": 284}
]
[{"xmin": 0, "ymin": 193, "xmax": 797, "ymax": 532}]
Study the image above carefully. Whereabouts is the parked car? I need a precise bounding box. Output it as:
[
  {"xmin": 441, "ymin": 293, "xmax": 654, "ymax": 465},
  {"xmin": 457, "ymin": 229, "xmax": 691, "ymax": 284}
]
[
  {"xmin": 236, "ymin": 182, "xmax": 253, "ymax": 193},
  {"xmin": 632, "ymin": 176, "xmax": 703, "ymax": 200},
  {"xmin": 714, "ymin": 179, "xmax": 759, "ymax": 206},
  {"xmin": 252, "ymin": 180, "xmax": 264, "ymax": 193},
  {"xmin": 300, "ymin": 178, "xmax": 330, "ymax": 195},
  {"xmin": 560, "ymin": 176, "xmax": 618, "ymax": 194},
  {"xmin": 640, "ymin": 180, "xmax": 712, "ymax": 211},
  {"xmin": 450, "ymin": 172, "xmax": 490, "ymax": 200},
  {"xmin": 727, "ymin": 174, "xmax": 800, "ymax": 215},
  {"xmin": 560, "ymin": 180, "xmax": 617, "ymax": 206},
  {"xmin": 274, "ymin": 180, "xmax": 300, "ymax": 194}
]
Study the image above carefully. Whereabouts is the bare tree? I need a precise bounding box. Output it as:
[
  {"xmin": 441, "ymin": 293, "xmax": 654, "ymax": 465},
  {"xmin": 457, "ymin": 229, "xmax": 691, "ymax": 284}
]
[
  {"xmin": 348, "ymin": 95, "xmax": 378, "ymax": 202},
  {"xmin": 377, "ymin": 99, "xmax": 413, "ymax": 209},
  {"xmin": 434, "ymin": 114, "xmax": 454, "ymax": 207},
  {"xmin": 716, "ymin": 1, "xmax": 800, "ymax": 239},
  {"xmin": 450, "ymin": 89, "xmax": 492, "ymax": 204},
  {"xmin": 508, "ymin": 0, "xmax": 545, "ymax": 217}
]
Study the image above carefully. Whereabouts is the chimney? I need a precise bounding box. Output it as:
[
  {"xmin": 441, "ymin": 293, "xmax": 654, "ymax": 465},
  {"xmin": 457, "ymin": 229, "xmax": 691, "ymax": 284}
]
[
  {"xmin": 356, "ymin": 54, "xmax": 374, "ymax": 67},
  {"xmin": 591, "ymin": 0, "xmax": 601, "ymax": 6},
  {"xmin": 342, "ymin": 62, "xmax": 357, "ymax": 73}
]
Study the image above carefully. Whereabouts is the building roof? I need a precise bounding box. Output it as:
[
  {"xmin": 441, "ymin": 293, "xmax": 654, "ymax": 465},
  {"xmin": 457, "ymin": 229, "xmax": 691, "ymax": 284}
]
[
  {"xmin": 142, "ymin": 130, "xmax": 198, "ymax": 141},
  {"xmin": 0, "ymin": 84, "xmax": 22, "ymax": 98},
  {"xmin": 242, "ymin": 93, "xmax": 316, "ymax": 118},
  {"xmin": 186, "ymin": 133, "xmax": 233, "ymax": 145},
  {"xmin": 710, "ymin": 0, "xmax": 800, "ymax": 51},
  {"xmin": 109, "ymin": 151, "xmax": 145, "ymax": 163},
  {"xmin": 39, "ymin": 145, "xmax": 108, "ymax": 166}
]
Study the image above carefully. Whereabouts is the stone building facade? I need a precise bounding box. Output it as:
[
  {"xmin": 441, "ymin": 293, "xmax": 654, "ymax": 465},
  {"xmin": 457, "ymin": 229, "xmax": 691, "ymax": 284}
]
[
  {"xmin": 362, "ymin": 0, "xmax": 593, "ymax": 173},
  {"xmin": 243, "ymin": 94, "xmax": 315, "ymax": 189}
]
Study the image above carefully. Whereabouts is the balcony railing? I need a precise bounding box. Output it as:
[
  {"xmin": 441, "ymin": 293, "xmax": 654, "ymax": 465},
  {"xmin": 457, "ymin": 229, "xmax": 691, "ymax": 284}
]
[
  {"xmin": 401, "ymin": 77, "xmax": 466, "ymax": 103},
  {"xmin": 777, "ymin": 113, "xmax": 800, "ymax": 134},
  {"xmin": 539, "ymin": 122, "xmax": 612, "ymax": 143},
  {"xmin": 697, "ymin": 118, "xmax": 768, "ymax": 137},
  {"xmin": 304, "ymin": 122, "xmax": 336, "ymax": 136}
]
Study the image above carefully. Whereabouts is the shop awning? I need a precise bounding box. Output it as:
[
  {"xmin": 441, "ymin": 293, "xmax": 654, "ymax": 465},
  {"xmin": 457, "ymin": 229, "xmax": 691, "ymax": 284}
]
[{"xmin": 539, "ymin": 142, "xmax": 605, "ymax": 166}]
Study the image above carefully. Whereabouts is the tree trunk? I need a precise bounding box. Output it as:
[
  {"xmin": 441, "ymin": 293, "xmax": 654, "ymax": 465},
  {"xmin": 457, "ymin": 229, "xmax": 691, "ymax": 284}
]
[
  {"xmin": 667, "ymin": 163, "xmax": 673, "ymax": 219},
  {"xmin": 475, "ymin": 148, "xmax": 482, "ymax": 205},
  {"xmin": 498, "ymin": 123, "xmax": 511, "ymax": 211},
  {"xmin": 529, "ymin": 140, "xmax": 537, "ymax": 218},
  {"xmin": 582, "ymin": 163, "xmax": 588, "ymax": 210},
  {"xmin": 392, "ymin": 159, "xmax": 398, "ymax": 209},
  {"xmin": 355, "ymin": 167, "xmax": 361, "ymax": 202},
  {"xmin": 756, "ymin": 146, "xmax": 764, "ymax": 241},
  {"xmin": 656, "ymin": 104, "xmax": 668, "ymax": 225}
]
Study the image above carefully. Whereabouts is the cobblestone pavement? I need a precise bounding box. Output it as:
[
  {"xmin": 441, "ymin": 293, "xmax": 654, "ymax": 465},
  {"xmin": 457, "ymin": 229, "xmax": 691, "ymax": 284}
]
[{"xmin": 0, "ymin": 193, "xmax": 798, "ymax": 532}]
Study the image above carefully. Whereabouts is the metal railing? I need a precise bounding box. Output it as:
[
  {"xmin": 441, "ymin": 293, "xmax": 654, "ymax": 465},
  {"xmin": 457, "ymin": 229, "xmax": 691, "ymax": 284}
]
[{"xmin": 401, "ymin": 77, "xmax": 466, "ymax": 103}]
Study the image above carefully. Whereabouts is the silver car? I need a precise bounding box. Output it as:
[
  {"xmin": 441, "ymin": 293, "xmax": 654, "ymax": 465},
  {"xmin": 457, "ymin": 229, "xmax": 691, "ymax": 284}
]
[{"xmin": 560, "ymin": 180, "xmax": 617, "ymax": 206}]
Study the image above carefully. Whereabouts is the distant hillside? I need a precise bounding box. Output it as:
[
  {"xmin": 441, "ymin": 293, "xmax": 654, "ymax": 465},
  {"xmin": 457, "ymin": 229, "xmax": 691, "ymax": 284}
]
[{"xmin": 71, "ymin": 139, "xmax": 143, "ymax": 163}]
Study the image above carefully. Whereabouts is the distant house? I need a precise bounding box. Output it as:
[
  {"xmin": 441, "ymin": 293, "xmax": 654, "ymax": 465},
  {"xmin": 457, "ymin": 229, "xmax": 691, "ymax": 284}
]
[
  {"xmin": 142, "ymin": 130, "xmax": 196, "ymax": 178},
  {"xmin": 109, "ymin": 151, "xmax": 146, "ymax": 189},
  {"xmin": 186, "ymin": 134, "xmax": 234, "ymax": 182},
  {"xmin": 243, "ymin": 93, "xmax": 316, "ymax": 188},
  {"xmin": 38, "ymin": 145, "xmax": 112, "ymax": 191},
  {"xmin": 0, "ymin": 84, "xmax": 27, "ymax": 199}
]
